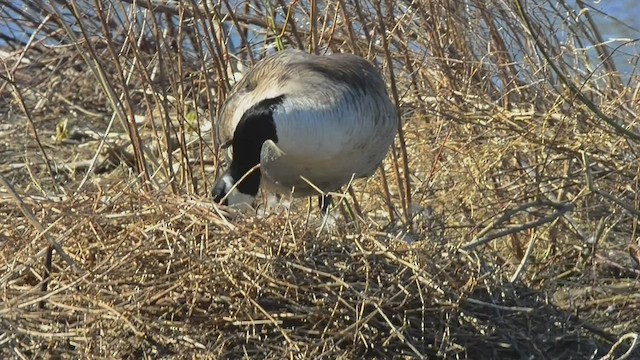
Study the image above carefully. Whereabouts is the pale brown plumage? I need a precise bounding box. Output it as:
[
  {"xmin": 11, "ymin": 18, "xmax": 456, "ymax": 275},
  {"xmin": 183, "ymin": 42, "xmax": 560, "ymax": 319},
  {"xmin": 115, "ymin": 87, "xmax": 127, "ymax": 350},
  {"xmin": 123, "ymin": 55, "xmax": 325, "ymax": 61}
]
[{"xmin": 212, "ymin": 49, "xmax": 398, "ymax": 208}]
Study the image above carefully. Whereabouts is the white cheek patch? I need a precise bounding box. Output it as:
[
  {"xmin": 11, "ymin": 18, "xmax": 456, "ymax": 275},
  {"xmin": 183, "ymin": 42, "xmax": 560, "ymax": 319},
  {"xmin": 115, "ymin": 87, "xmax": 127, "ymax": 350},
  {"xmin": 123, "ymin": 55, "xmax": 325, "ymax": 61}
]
[
  {"xmin": 222, "ymin": 174, "xmax": 235, "ymax": 191},
  {"xmin": 222, "ymin": 174, "xmax": 257, "ymax": 207}
]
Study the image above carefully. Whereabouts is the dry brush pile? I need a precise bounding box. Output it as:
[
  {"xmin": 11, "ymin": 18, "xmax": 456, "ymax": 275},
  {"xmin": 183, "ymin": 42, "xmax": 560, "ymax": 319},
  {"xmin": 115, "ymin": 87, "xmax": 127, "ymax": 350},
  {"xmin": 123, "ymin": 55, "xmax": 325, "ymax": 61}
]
[{"xmin": 0, "ymin": 0, "xmax": 639, "ymax": 358}]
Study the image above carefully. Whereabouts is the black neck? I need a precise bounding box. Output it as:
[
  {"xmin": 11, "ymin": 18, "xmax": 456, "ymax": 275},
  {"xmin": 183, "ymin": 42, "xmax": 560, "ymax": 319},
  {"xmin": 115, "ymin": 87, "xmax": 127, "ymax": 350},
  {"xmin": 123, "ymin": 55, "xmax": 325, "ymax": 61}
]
[{"xmin": 229, "ymin": 95, "xmax": 284, "ymax": 196}]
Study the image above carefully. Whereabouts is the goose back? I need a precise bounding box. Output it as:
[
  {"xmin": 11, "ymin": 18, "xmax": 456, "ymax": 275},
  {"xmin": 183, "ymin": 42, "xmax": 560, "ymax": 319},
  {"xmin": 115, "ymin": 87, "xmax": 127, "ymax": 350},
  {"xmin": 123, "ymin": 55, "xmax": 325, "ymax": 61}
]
[{"xmin": 215, "ymin": 49, "xmax": 398, "ymax": 200}]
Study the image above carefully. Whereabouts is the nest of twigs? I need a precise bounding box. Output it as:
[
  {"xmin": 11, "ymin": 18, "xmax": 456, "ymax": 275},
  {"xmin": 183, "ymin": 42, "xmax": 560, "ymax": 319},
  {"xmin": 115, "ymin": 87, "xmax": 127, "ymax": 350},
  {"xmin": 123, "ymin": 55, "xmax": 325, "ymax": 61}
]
[
  {"xmin": 2, "ymin": 0, "xmax": 640, "ymax": 358},
  {"xmin": 0, "ymin": 183, "xmax": 634, "ymax": 359}
]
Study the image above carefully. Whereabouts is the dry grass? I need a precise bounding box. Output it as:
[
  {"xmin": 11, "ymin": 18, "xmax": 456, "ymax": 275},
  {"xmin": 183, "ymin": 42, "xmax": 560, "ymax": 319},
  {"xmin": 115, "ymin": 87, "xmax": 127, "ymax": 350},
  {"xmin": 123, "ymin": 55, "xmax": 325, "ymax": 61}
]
[
  {"xmin": 1, "ymin": 0, "xmax": 640, "ymax": 358},
  {"xmin": 0, "ymin": 184, "xmax": 632, "ymax": 358}
]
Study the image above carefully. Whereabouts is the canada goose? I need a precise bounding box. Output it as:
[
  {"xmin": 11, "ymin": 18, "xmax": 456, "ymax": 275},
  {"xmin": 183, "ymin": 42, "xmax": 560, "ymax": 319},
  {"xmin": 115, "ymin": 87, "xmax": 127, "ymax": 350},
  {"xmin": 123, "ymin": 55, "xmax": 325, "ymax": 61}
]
[{"xmin": 212, "ymin": 49, "xmax": 398, "ymax": 212}]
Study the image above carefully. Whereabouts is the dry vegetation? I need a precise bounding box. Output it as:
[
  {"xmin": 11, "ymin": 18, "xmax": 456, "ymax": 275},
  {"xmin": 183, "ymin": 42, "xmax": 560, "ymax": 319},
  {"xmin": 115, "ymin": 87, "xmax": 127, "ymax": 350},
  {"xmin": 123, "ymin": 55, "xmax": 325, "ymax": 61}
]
[{"xmin": 1, "ymin": 0, "xmax": 640, "ymax": 358}]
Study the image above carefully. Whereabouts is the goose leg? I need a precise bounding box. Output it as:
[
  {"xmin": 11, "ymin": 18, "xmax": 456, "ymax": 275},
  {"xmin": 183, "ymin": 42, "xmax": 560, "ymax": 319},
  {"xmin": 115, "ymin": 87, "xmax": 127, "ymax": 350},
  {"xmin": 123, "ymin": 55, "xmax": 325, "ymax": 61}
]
[{"xmin": 319, "ymin": 195, "xmax": 332, "ymax": 214}]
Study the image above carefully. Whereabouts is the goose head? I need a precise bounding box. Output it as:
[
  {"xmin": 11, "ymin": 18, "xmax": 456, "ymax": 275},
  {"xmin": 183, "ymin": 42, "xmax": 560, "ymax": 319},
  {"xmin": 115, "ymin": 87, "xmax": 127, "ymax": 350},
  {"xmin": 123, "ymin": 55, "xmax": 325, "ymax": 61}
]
[
  {"xmin": 211, "ymin": 95, "xmax": 284, "ymax": 206},
  {"xmin": 211, "ymin": 169, "xmax": 257, "ymax": 206}
]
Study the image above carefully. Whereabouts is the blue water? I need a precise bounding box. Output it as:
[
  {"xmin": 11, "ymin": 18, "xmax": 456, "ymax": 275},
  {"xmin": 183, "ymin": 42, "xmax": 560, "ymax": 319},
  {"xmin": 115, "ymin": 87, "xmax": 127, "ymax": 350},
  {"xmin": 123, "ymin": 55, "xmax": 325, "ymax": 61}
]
[
  {"xmin": 590, "ymin": 1, "xmax": 639, "ymax": 38},
  {"xmin": 0, "ymin": 0, "xmax": 638, "ymax": 75},
  {"xmin": 581, "ymin": 0, "xmax": 640, "ymax": 75}
]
